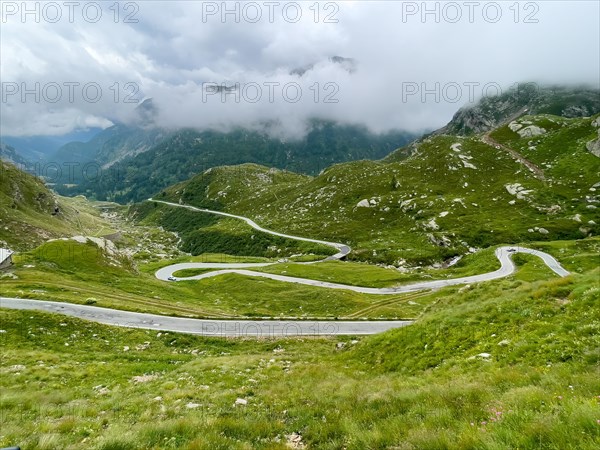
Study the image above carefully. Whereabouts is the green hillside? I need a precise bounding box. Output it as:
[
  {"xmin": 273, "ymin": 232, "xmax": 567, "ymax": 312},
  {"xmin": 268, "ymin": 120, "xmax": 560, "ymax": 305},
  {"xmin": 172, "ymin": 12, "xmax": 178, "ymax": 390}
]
[
  {"xmin": 57, "ymin": 121, "xmax": 415, "ymax": 202},
  {"xmin": 129, "ymin": 165, "xmax": 335, "ymax": 259},
  {"xmin": 0, "ymin": 161, "xmax": 114, "ymax": 250},
  {"xmin": 440, "ymin": 85, "xmax": 600, "ymax": 135},
  {"xmin": 2, "ymin": 87, "xmax": 599, "ymax": 450},
  {"xmin": 1, "ymin": 243, "xmax": 598, "ymax": 449},
  {"xmin": 147, "ymin": 114, "xmax": 600, "ymax": 266}
]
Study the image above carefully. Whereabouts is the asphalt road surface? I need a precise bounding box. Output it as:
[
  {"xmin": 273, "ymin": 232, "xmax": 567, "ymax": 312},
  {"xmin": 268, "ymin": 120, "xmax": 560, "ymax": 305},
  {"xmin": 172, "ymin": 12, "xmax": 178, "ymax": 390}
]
[
  {"xmin": 0, "ymin": 202, "xmax": 569, "ymax": 336},
  {"xmin": 0, "ymin": 298, "xmax": 412, "ymax": 336},
  {"xmin": 150, "ymin": 200, "xmax": 569, "ymax": 293}
]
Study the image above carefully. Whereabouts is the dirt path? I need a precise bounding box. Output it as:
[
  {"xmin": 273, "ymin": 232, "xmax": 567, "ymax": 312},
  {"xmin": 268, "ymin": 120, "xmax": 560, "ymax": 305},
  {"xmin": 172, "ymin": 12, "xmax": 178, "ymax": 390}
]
[{"xmin": 480, "ymin": 106, "xmax": 547, "ymax": 181}]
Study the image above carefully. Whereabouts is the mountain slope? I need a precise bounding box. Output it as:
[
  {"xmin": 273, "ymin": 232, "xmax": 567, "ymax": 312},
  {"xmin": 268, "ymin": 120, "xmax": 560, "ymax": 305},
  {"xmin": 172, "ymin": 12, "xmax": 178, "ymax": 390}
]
[
  {"xmin": 129, "ymin": 165, "xmax": 335, "ymax": 259},
  {"xmin": 51, "ymin": 124, "xmax": 168, "ymax": 170},
  {"xmin": 439, "ymin": 85, "xmax": 600, "ymax": 135},
  {"xmin": 0, "ymin": 142, "xmax": 29, "ymax": 168},
  {"xmin": 0, "ymin": 161, "xmax": 113, "ymax": 250},
  {"xmin": 54, "ymin": 121, "xmax": 416, "ymax": 202},
  {"xmin": 1, "ymin": 238, "xmax": 598, "ymax": 448},
  {"xmin": 148, "ymin": 112, "xmax": 600, "ymax": 265}
]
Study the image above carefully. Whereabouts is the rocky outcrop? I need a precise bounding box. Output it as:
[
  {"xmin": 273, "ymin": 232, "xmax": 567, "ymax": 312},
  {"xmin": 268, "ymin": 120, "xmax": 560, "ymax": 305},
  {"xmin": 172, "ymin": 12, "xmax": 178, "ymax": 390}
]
[
  {"xmin": 439, "ymin": 86, "xmax": 600, "ymax": 136},
  {"xmin": 517, "ymin": 125, "xmax": 546, "ymax": 138},
  {"xmin": 586, "ymin": 128, "xmax": 600, "ymax": 158}
]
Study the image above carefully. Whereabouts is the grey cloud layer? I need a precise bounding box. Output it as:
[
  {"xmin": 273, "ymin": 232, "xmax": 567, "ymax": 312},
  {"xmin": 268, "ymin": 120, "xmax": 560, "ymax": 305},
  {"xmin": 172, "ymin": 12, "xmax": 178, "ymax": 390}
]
[{"xmin": 1, "ymin": 1, "xmax": 598, "ymax": 137}]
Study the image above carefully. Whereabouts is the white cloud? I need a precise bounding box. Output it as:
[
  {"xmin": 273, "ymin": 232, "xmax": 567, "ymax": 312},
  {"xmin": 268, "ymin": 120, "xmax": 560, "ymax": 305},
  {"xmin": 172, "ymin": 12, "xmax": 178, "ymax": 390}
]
[{"xmin": 1, "ymin": 1, "xmax": 598, "ymax": 137}]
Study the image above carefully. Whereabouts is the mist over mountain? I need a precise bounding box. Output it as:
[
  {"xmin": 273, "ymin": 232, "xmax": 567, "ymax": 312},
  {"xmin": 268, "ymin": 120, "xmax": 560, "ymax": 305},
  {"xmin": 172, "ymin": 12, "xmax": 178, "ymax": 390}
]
[
  {"xmin": 2, "ymin": 2, "xmax": 598, "ymax": 140},
  {"xmin": 52, "ymin": 119, "xmax": 416, "ymax": 202}
]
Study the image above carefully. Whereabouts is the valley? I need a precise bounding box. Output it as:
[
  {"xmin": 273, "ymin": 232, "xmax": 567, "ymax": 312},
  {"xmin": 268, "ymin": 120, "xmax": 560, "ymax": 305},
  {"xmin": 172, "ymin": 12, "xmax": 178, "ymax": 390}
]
[
  {"xmin": 1, "ymin": 88, "xmax": 599, "ymax": 449},
  {"xmin": 2, "ymin": 1, "xmax": 600, "ymax": 446}
]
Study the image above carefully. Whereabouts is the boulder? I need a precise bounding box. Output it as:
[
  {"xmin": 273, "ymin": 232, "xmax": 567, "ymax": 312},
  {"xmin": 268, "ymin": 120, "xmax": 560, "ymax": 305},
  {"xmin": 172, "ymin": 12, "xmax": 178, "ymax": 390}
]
[
  {"xmin": 586, "ymin": 129, "xmax": 600, "ymax": 157},
  {"xmin": 517, "ymin": 125, "xmax": 546, "ymax": 138}
]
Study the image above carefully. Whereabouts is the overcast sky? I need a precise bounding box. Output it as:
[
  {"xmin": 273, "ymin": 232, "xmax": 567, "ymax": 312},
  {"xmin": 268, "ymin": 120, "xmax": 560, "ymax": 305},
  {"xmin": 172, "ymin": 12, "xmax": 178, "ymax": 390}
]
[{"xmin": 1, "ymin": 1, "xmax": 599, "ymax": 138}]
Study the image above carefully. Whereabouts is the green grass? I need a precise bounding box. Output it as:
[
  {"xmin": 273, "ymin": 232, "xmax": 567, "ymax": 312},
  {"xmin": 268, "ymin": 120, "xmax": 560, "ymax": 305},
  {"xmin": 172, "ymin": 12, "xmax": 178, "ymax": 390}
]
[
  {"xmin": 130, "ymin": 200, "xmax": 335, "ymax": 260},
  {"xmin": 1, "ymin": 262, "xmax": 598, "ymax": 449},
  {"xmin": 3, "ymin": 237, "xmax": 596, "ymax": 321},
  {"xmin": 146, "ymin": 115, "xmax": 599, "ymax": 266},
  {"xmin": 256, "ymin": 246, "xmax": 503, "ymax": 288},
  {"xmin": 0, "ymin": 161, "xmax": 115, "ymax": 250},
  {"xmin": 6, "ymin": 235, "xmax": 593, "ymax": 322},
  {"xmin": 2, "ymin": 240, "xmax": 433, "ymax": 320},
  {"xmin": 171, "ymin": 268, "xmax": 215, "ymax": 277},
  {"xmin": 140, "ymin": 253, "xmax": 275, "ymax": 274}
]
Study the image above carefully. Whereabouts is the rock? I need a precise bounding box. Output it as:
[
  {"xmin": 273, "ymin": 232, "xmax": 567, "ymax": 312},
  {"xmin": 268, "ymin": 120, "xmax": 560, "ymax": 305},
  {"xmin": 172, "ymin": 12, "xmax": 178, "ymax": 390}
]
[
  {"xmin": 131, "ymin": 374, "xmax": 158, "ymax": 384},
  {"xmin": 8, "ymin": 364, "xmax": 26, "ymax": 372},
  {"xmin": 0, "ymin": 272, "xmax": 18, "ymax": 280},
  {"xmin": 234, "ymin": 398, "xmax": 248, "ymax": 406},
  {"xmin": 508, "ymin": 121, "xmax": 523, "ymax": 132},
  {"xmin": 508, "ymin": 200, "xmax": 516, "ymax": 205},
  {"xmin": 467, "ymin": 353, "xmax": 492, "ymax": 361},
  {"xmin": 439, "ymin": 211, "xmax": 449, "ymax": 217},
  {"xmin": 356, "ymin": 199, "xmax": 370, "ymax": 208},
  {"xmin": 505, "ymin": 183, "xmax": 532, "ymax": 199},
  {"xmin": 538, "ymin": 228, "xmax": 549, "ymax": 235},
  {"xmin": 336, "ymin": 342, "xmax": 346, "ymax": 350},
  {"xmin": 497, "ymin": 339, "xmax": 510, "ymax": 346},
  {"xmin": 592, "ymin": 117, "xmax": 600, "ymax": 128},
  {"xmin": 573, "ymin": 214, "xmax": 582, "ymax": 222},
  {"xmin": 153, "ymin": 396, "xmax": 163, "ymax": 402},
  {"xmin": 93, "ymin": 385, "xmax": 110, "ymax": 395},
  {"xmin": 517, "ymin": 125, "xmax": 546, "ymax": 138},
  {"xmin": 425, "ymin": 218, "xmax": 439, "ymax": 230},
  {"xmin": 123, "ymin": 346, "xmax": 130, "ymax": 352},
  {"xmin": 586, "ymin": 129, "xmax": 600, "ymax": 157},
  {"xmin": 186, "ymin": 402, "xmax": 201, "ymax": 409},
  {"xmin": 286, "ymin": 432, "xmax": 305, "ymax": 449},
  {"xmin": 136, "ymin": 342, "xmax": 151, "ymax": 351}
]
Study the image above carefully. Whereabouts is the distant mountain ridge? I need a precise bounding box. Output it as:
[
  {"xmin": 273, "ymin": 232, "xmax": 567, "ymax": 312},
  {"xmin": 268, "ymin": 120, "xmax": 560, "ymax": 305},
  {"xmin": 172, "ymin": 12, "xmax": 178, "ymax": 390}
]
[
  {"xmin": 52, "ymin": 120, "xmax": 416, "ymax": 202},
  {"xmin": 440, "ymin": 85, "xmax": 600, "ymax": 135},
  {"xmin": 142, "ymin": 103, "xmax": 600, "ymax": 265},
  {"xmin": 0, "ymin": 142, "xmax": 29, "ymax": 168}
]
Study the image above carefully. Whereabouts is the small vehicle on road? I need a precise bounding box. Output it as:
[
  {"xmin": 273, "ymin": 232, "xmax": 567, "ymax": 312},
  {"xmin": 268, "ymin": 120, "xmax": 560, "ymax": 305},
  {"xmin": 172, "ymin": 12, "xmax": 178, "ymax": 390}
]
[
  {"xmin": 507, "ymin": 248, "xmax": 517, "ymax": 253},
  {"xmin": 167, "ymin": 276, "xmax": 176, "ymax": 281}
]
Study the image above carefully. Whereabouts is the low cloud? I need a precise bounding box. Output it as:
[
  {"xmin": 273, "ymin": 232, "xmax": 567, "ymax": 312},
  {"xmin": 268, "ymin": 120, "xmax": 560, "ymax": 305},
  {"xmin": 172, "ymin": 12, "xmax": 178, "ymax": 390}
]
[{"xmin": 1, "ymin": 1, "xmax": 598, "ymax": 137}]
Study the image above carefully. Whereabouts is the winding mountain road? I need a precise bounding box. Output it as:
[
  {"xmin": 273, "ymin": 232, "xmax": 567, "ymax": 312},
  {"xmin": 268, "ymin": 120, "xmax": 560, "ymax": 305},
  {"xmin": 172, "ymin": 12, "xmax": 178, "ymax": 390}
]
[
  {"xmin": 156, "ymin": 247, "xmax": 569, "ymax": 294},
  {"xmin": 152, "ymin": 200, "xmax": 569, "ymax": 294},
  {"xmin": 149, "ymin": 199, "xmax": 350, "ymax": 260},
  {"xmin": 0, "ymin": 201, "xmax": 570, "ymax": 336},
  {"xmin": 0, "ymin": 298, "xmax": 411, "ymax": 336}
]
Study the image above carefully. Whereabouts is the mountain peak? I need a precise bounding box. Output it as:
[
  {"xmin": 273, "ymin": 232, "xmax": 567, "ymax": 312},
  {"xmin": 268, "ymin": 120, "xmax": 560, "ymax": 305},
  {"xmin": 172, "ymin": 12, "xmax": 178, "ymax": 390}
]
[{"xmin": 440, "ymin": 85, "xmax": 600, "ymax": 135}]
